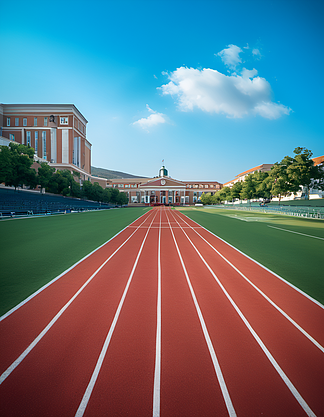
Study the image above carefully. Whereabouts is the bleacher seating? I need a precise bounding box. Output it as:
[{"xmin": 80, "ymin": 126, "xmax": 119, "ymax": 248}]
[{"xmin": 0, "ymin": 187, "xmax": 112, "ymax": 217}]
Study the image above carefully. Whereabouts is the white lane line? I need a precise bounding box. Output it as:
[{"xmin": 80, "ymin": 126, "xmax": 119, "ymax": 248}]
[
  {"xmin": 152, "ymin": 209, "xmax": 162, "ymax": 417},
  {"xmin": 0, "ymin": 210, "xmax": 154, "ymax": 322},
  {"xmin": 165, "ymin": 211, "xmax": 237, "ymax": 417},
  {"xmin": 268, "ymin": 225, "xmax": 324, "ymax": 240},
  {"xmin": 0, "ymin": 211, "xmax": 155, "ymax": 385},
  {"xmin": 174, "ymin": 212, "xmax": 324, "ymax": 354},
  {"xmin": 175, "ymin": 211, "xmax": 324, "ymax": 310},
  {"xmin": 75, "ymin": 211, "xmax": 158, "ymax": 417},
  {"xmin": 170, "ymin": 211, "xmax": 317, "ymax": 417}
]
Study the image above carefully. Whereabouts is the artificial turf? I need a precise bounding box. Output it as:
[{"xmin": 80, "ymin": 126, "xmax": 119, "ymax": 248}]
[
  {"xmin": 0, "ymin": 207, "xmax": 150, "ymax": 316},
  {"xmin": 179, "ymin": 207, "xmax": 324, "ymax": 305}
]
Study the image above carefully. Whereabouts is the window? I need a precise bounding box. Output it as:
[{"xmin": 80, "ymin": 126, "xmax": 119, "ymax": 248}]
[
  {"xmin": 35, "ymin": 131, "xmax": 38, "ymax": 152},
  {"xmin": 7, "ymin": 118, "xmax": 10, "ymax": 126},
  {"xmin": 15, "ymin": 118, "xmax": 19, "ymax": 126},
  {"xmin": 60, "ymin": 117, "xmax": 68, "ymax": 125},
  {"xmin": 34, "ymin": 117, "xmax": 37, "ymax": 126},
  {"xmin": 27, "ymin": 131, "xmax": 31, "ymax": 146},
  {"xmin": 118, "ymin": 184, "xmax": 124, "ymax": 188},
  {"xmin": 23, "ymin": 118, "xmax": 27, "ymax": 126},
  {"xmin": 42, "ymin": 131, "xmax": 46, "ymax": 159},
  {"xmin": 44, "ymin": 117, "xmax": 48, "ymax": 126},
  {"xmin": 205, "ymin": 184, "xmax": 209, "ymax": 188},
  {"xmin": 9, "ymin": 134, "xmax": 15, "ymax": 141}
]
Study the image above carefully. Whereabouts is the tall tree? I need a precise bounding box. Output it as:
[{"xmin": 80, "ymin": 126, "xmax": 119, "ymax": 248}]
[
  {"xmin": 230, "ymin": 181, "xmax": 243, "ymax": 200},
  {"xmin": 240, "ymin": 174, "xmax": 257, "ymax": 201},
  {"xmin": 287, "ymin": 147, "xmax": 324, "ymax": 199},
  {"xmin": 37, "ymin": 163, "xmax": 55, "ymax": 191},
  {"xmin": 0, "ymin": 143, "xmax": 36, "ymax": 189}
]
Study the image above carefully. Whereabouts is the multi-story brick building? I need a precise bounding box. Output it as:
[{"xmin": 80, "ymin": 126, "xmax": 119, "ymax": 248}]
[
  {"xmin": 107, "ymin": 166, "xmax": 223, "ymax": 205},
  {"xmin": 0, "ymin": 104, "xmax": 92, "ymax": 181}
]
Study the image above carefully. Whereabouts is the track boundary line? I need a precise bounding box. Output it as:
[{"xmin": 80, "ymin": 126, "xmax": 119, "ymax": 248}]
[
  {"xmin": 166, "ymin": 210, "xmax": 237, "ymax": 417},
  {"xmin": 75, "ymin": 211, "xmax": 158, "ymax": 417},
  {"xmin": 176, "ymin": 210, "xmax": 324, "ymax": 310},
  {"xmin": 0, "ymin": 211, "xmax": 155, "ymax": 386},
  {"xmin": 175, "ymin": 212, "xmax": 324, "ymax": 353},
  {"xmin": 170, "ymin": 210, "xmax": 317, "ymax": 417},
  {"xmin": 0, "ymin": 209, "xmax": 153, "ymax": 322},
  {"xmin": 152, "ymin": 209, "xmax": 162, "ymax": 417},
  {"xmin": 268, "ymin": 225, "xmax": 324, "ymax": 240}
]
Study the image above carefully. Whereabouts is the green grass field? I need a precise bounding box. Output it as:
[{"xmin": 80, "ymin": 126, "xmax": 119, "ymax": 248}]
[
  {"xmin": 0, "ymin": 208, "xmax": 150, "ymax": 316},
  {"xmin": 179, "ymin": 207, "xmax": 324, "ymax": 305}
]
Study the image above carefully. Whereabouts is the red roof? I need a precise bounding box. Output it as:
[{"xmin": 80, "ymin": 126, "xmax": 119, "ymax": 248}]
[{"xmin": 313, "ymin": 155, "xmax": 324, "ymax": 166}]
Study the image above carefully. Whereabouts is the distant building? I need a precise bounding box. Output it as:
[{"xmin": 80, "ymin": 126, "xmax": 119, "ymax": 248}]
[
  {"xmin": 223, "ymin": 164, "xmax": 273, "ymax": 188},
  {"xmin": 107, "ymin": 165, "xmax": 223, "ymax": 205},
  {"xmin": 0, "ymin": 103, "xmax": 92, "ymax": 182}
]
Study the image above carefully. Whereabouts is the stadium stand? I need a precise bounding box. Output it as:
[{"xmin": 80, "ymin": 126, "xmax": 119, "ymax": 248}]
[{"xmin": 0, "ymin": 187, "xmax": 113, "ymax": 217}]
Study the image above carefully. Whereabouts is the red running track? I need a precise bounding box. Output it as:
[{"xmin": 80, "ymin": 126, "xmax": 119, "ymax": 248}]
[{"xmin": 0, "ymin": 207, "xmax": 323, "ymax": 416}]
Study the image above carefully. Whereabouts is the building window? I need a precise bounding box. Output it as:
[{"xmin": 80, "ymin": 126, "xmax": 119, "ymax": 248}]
[
  {"xmin": 34, "ymin": 117, "xmax": 37, "ymax": 126},
  {"xmin": 27, "ymin": 131, "xmax": 31, "ymax": 146},
  {"xmin": 60, "ymin": 117, "xmax": 68, "ymax": 125},
  {"xmin": 23, "ymin": 118, "xmax": 27, "ymax": 126},
  {"xmin": 9, "ymin": 134, "xmax": 15, "ymax": 141},
  {"xmin": 15, "ymin": 118, "xmax": 19, "ymax": 126},
  {"xmin": 205, "ymin": 185, "xmax": 209, "ymax": 188},
  {"xmin": 7, "ymin": 118, "xmax": 10, "ymax": 126},
  {"xmin": 42, "ymin": 131, "xmax": 46, "ymax": 159},
  {"xmin": 118, "ymin": 184, "xmax": 124, "ymax": 188},
  {"xmin": 44, "ymin": 117, "xmax": 48, "ymax": 126},
  {"xmin": 35, "ymin": 131, "xmax": 38, "ymax": 153}
]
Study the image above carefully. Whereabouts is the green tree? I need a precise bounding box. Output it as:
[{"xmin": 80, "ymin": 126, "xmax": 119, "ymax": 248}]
[
  {"xmin": 287, "ymin": 147, "xmax": 324, "ymax": 199},
  {"xmin": 264, "ymin": 159, "xmax": 293, "ymax": 204},
  {"xmin": 200, "ymin": 192, "xmax": 213, "ymax": 205},
  {"xmin": 0, "ymin": 146, "xmax": 14, "ymax": 184},
  {"xmin": 116, "ymin": 191, "xmax": 128, "ymax": 206},
  {"xmin": 240, "ymin": 174, "xmax": 258, "ymax": 201},
  {"xmin": 37, "ymin": 162, "xmax": 55, "ymax": 191},
  {"xmin": 0, "ymin": 143, "xmax": 36, "ymax": 189},
  {"xmin": 254, "ymin": 171, "xmax": 271, "ymax": 200},
  {"xmin": 230, "ymin": 181, "xmax": 243, "ymax": 200},
  {"xmin": 212, "ymin": 190, "xmax": 222, "ymax": 204}
]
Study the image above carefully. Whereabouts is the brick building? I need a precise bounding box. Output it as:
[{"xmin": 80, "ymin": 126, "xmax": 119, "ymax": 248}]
[
  {"xmin": 0, "ymin": 104, "xmax": 92, "ymax": 182},
  {"xmin": 107, "ymin": 166, "xmax": 223, "ymax": 205}
]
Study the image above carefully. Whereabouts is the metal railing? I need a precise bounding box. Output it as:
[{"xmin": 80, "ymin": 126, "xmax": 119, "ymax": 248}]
[{"xmin": 204, "ymin": 204, "xmax": 324, "ymax": 219}]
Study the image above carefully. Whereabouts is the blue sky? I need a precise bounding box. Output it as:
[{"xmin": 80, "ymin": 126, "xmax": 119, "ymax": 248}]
[{"xmin": 1, "ymin": 0, "xmax": 323, "ymax": 182}]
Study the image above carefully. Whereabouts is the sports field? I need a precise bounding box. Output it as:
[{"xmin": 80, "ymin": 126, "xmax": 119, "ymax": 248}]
[{"xmin": 0, "ymin": 207, "xmax": 323, "ymax": 416}]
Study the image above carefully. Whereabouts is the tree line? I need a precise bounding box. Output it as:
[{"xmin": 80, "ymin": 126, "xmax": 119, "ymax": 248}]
[
  {"xmin": 200, "ymin": 147, "xmax": 324, "ymax": 205},
  {"xmin": 0, "ymin": 143, "xmax": 128, "ymax": 205}
]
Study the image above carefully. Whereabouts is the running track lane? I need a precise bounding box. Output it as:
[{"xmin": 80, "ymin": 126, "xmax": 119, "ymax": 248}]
[{"xmin": 0, "ymin": 207, "xmax": 323, "ymax": 416}]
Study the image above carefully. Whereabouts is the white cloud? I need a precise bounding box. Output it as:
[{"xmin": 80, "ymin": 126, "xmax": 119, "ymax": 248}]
[
  {"xmin": 216, "ymin": 44, "xmax": 243, "ymax": 69},
  {"xmin": 159, "ymin": 67, "xmax": 291, "ymax": 119},
  {"xmin": 133, "ymin": 105, "xmax": 167, "ymax": 131},
  {"xmin": 252, "ymin": 48, "xmax": 262, "ymax": 59}
]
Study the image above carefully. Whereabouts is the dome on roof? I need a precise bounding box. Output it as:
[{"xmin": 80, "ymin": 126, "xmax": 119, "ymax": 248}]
[{"xmin": 159, "ymin": 165, "xmax": 168, "ymax": 177}]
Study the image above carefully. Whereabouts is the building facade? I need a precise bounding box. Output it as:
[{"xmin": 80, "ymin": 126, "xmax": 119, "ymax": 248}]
[
  {"xmin": 223, "ymin": 164, "xmax": 274, "ymax": 188},
  {"xmin": 107, "ymin": 166, "xmax": 223, "ymax": 205},
  {"xmin": 0, "ymin": 104, "xmax": 92, "ymax": 181}
]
